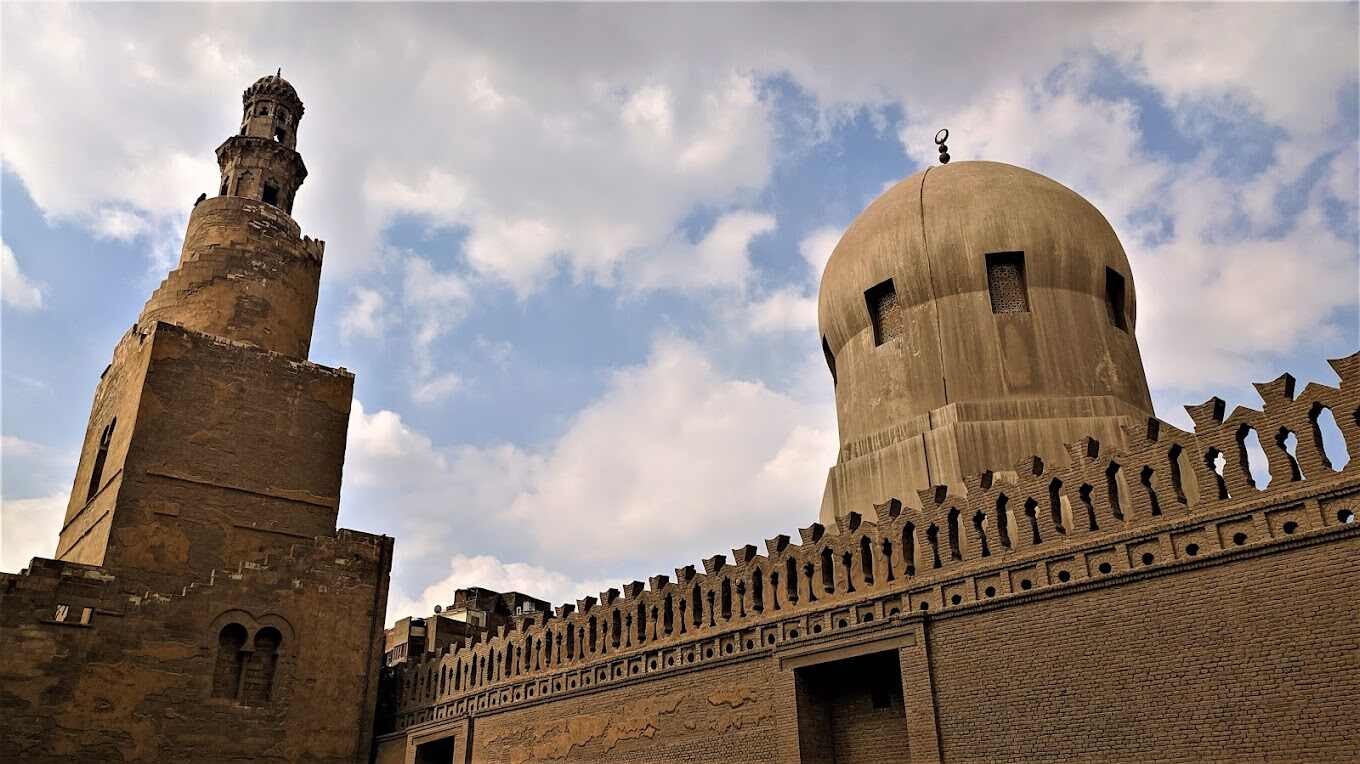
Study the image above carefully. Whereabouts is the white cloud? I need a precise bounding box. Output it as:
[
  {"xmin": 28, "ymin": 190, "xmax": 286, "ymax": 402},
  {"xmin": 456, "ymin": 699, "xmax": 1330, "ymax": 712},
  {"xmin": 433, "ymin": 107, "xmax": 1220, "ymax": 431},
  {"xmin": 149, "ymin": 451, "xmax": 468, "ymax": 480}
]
[
  {"xmin": 343, "ymin": 337, "xmax": 836, "ymax": 621},
  {"xmin": 800, "ymin": 226, "xmax": 842, "ymax": 282},
  {"xmin": 340, "ymin": 287, "xmax": 387, "ymax": 340},
  {"xmin": 737, "ymin": 226, "xmax": 842, "ymax": 335},
  {"xmin": 386, "ymin": 554, "xmax": 614, "ymax": 627},
  {"xmin": 501, "ymin": 337, "xmax": 835, "ymax": 570},
  {"xmin": 400, "ymin": 255, "xmax": 473, "ymax": 402},
  {"xmin": 1, "ymin": 241, "xmax": 45, "ymax": 311},
  {"xmin": 0, "ymin": 491, "xmax": 67, "ymax": 572},
  {"xmin": 628, "ymin": 210, "xmax": 776, "ymax": 293},
  {"xmin": 744, "ymin": 288, "xmax": 818, "ymax": 335},
  {"xmin": 411, "ymin": 372, "xmax": 463, "ymax": 405}
]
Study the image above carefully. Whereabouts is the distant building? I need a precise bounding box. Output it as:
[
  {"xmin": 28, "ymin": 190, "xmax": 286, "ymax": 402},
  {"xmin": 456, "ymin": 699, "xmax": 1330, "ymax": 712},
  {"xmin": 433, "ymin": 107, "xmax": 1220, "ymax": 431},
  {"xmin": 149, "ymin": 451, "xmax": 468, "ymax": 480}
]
[{"xmin": 384, "ymin": 589, "xmax": 551, "ymax": 666}]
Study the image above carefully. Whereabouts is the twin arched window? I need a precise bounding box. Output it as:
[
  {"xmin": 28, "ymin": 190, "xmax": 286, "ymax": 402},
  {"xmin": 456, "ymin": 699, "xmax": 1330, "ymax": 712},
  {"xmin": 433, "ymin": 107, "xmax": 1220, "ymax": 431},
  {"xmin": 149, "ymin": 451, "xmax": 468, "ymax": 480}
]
[{"xmin": 211, "ymin": 623, "xmax": 284, "ymax": 705}]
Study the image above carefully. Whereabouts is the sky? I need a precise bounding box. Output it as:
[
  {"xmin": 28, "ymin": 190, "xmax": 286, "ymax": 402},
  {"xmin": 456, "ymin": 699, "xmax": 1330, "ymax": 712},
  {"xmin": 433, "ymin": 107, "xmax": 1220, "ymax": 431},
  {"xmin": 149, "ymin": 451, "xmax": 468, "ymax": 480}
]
[{"xmin": 1, "ymin": 2, "xmax": 1356, "ymax": 624}]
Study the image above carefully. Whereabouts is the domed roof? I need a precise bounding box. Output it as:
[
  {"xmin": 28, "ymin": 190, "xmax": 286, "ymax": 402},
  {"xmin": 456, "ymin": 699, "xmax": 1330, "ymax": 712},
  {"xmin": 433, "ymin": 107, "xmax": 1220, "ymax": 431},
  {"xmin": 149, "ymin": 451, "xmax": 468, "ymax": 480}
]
[
  {"xmin": 817, "ymin": 160, "xmax": 1135, "ymax": 357},
  {"xmin": 243, "ymin": 71, "xmax": 303, "ymax": 113}
]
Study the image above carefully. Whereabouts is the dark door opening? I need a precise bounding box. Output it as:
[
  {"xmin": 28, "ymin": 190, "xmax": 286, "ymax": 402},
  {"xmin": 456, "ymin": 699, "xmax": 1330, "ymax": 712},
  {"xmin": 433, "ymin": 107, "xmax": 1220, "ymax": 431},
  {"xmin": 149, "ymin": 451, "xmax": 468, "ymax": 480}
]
[
  {"xmin": 794, "ymin": 649, "xmax": 909, "ymax": 763},
  {"xmin": 413, "ymin": 735, "xmax": 456, "ymax": 764}
]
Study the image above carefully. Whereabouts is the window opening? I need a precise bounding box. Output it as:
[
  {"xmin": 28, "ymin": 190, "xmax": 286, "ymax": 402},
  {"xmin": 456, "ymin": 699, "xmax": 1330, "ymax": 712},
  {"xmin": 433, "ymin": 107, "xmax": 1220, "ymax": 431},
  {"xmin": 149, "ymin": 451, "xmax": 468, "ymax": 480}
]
[
  {"xmin": 1106, "ymin": 268, "xmax": 1128, "ymax": 330},
  {"xmin": 86, "ymin": 419, "xmax": 116, "ymax": 502},
  {"xmin": 986, "ymin": 252, "xmax": 1029, "ymax": 313},
  {"xmin": 864, "ymin": 279, "xmax": 904, "ymax": 345}
]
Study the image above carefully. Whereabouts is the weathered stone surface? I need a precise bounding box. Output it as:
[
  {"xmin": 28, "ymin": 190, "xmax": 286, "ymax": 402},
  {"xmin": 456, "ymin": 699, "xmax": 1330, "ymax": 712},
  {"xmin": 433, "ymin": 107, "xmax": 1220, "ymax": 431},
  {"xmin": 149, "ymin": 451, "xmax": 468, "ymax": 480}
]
[{"xmin": 817, "ymin": 161, "xmax": 1155, "ymax": 523}]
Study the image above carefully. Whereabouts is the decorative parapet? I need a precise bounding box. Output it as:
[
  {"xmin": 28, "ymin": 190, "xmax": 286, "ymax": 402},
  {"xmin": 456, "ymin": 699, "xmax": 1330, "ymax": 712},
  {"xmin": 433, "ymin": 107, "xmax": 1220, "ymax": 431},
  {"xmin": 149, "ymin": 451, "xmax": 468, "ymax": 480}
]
[{"xmin": 379, "ymin": 354, "xmax": 1360, "ymax": 733}]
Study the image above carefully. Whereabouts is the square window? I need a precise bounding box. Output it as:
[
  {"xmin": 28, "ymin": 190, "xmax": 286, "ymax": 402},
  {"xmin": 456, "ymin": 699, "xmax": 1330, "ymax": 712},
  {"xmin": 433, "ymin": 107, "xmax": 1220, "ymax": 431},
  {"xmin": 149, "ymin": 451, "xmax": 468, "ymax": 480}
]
[{"xmin": 864, "ymin": 279, "xmax": 904, "ymax": 346}]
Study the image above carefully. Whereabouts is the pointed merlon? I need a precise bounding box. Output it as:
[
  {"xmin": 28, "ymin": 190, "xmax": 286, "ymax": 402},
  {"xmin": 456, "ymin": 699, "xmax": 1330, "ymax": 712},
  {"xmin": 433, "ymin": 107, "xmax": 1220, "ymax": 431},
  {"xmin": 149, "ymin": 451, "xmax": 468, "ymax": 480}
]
[
  {"xmin": 1252, "ymin": 373, "xmax": 1297, "ymax": 406},
  {"xmin": 764, "ymin": 534, "xmax": 790, "ymax": 556},
  {"xmin": 798, "ymin": 523, "xmax": 825, "ymax": 545},
  {"xmin": 1184, "ymin": 397, "xmax": 1227, "ymax": 428},
  {"xmin": 731, "ymin": 544, "xmax": 758, "ymax": 565}
]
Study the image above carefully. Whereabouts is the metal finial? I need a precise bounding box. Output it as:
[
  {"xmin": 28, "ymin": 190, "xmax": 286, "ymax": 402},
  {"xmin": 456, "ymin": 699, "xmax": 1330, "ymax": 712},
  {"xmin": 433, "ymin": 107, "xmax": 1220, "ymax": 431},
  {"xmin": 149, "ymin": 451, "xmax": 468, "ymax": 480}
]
[
  {"xmin": 276, "ymin": 67, "xmax": 282, "ymax": 77},
  {"xmin": 934, "ymin": 128, "xmax": 951, "ymax": 165}
]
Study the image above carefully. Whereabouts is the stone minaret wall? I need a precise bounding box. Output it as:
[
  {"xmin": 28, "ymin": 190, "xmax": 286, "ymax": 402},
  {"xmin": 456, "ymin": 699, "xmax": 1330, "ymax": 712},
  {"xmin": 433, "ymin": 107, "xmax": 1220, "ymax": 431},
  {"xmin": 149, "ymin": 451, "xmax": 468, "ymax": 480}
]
[
  {"xmin": 57, "ymin": 74, "xmax": 350, "ymax": 585},
  {"xmin": 140, "ymin": 74, "xmax": 318, "ymax": 358},
  {"xmin": 138, "ymin": 197, "xmax": 323, "ymax": 358}
]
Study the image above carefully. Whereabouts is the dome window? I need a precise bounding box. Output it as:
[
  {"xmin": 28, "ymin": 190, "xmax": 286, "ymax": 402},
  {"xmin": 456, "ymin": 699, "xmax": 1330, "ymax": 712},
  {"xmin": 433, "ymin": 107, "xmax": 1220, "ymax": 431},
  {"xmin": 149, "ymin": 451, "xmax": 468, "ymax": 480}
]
[
  {"xmin": 864, "ymin": 278, "xmax": 903, "ymax": 346},
  {"xmin": 822, "ymin": 336, "xmax": 838, "ymax": 386},
  {"xmin": 986, "ymin": 252, "xmax": 1029, "ymax": 313},
  {"xmin": 1106, "ymin": 268, "xmax": 1128, "ymax": 331}
]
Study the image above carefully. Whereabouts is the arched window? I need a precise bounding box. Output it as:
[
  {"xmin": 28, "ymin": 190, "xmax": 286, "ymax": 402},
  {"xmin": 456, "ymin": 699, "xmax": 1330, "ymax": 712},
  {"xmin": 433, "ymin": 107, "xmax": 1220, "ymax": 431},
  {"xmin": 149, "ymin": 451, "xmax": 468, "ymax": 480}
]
[
  {"xmin": 86, "ymin": 419, "xmax": 116, "ymax": 502},
  {"xmin": 242, "ymin": 627, "xmax": 282, "ymax": 705},
  {"xmin": 720, "ymin": 579, "xmax": 733, "ymax": 620},
  {"xmin": 211, "ymin": 623, "xmax": 247, "ymax": 700}
]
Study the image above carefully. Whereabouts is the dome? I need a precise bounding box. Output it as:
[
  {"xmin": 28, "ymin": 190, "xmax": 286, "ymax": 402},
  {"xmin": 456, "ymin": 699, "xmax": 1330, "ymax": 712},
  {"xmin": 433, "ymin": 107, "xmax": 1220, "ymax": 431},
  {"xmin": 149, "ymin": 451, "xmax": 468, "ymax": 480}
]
[
  {"xmin": 816, "ymin": 160, "xmax": 1154, "ymax": 522},
  {"xmin": 243, "ymin": 72, "xmax": 304, "ymax": 114}
]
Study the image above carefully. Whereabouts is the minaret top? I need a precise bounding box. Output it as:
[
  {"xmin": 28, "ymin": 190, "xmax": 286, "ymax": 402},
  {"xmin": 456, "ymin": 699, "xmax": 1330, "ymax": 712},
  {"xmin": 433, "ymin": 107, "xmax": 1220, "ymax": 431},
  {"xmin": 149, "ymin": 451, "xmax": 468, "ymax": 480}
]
[
  {"xmin": 220, "ymin": 72, "xmax": 308, "ymax": 212},
  {"xmin": 237, "ymin": 71, "xmax": 304, "ymax": 155},
  {"xmin": 243, "ymin": 71, "xmax": 304, "ymax": 121}
]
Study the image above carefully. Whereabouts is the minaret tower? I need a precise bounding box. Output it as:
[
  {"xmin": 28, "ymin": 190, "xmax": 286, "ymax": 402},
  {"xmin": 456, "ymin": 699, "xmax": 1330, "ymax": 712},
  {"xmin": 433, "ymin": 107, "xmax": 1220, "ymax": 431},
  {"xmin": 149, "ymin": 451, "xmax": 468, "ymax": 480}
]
[{"xmin": 55, "ymin": 74, "xmax": 355, "ymax": 589}]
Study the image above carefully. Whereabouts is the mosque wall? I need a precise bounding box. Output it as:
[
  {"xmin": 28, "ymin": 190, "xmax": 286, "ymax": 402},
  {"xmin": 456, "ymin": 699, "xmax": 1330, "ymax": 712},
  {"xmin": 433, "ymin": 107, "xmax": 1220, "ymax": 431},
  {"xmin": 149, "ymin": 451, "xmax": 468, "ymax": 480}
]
[
  {"xmin": 377, "ymin": 352, "xmax": 1360, "ymax": 761},
  {"xmin": 928, "ymin": 532, "xmax": 1360, "ymax": 763},
  {"xmin": 0, "ymin": 531, "xmax": 393, "ymax": 764}
]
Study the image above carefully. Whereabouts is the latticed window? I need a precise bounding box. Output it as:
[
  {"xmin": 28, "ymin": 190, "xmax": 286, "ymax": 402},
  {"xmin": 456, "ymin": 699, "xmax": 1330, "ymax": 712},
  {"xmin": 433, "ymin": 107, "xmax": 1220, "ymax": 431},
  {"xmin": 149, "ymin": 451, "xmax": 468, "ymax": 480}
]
[
  {"xmin": 864, "ymin": 279, "xmax": 904, "ymax": 346},
  {"xmin": 986, "ymin": 252, "xmax": 1029, "ymax": 313}
]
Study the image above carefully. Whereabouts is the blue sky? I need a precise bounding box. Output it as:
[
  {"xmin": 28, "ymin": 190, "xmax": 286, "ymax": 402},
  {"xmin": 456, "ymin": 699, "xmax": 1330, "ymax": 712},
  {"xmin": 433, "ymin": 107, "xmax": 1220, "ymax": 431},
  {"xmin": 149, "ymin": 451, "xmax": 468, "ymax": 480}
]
[{"xmin": 2, "ymin": 3, "xmax": 1356, "ymax": 621}]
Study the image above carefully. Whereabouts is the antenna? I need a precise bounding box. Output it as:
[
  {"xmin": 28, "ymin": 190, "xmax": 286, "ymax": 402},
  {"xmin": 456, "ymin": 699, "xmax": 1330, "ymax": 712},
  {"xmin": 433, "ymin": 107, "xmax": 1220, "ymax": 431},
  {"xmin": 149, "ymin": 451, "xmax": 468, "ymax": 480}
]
[{"xmin": 935, "ymin": 129, "xmax": 951, "ymax": 165}]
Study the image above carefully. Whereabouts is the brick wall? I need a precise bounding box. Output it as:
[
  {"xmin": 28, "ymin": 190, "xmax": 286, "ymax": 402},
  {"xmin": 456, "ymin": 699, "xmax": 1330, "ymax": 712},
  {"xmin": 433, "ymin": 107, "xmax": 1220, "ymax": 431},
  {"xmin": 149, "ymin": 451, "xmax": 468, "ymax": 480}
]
[
  {"xmin": 0, "ymin": 531, "xmax": 392, "ymax": 763},
  {"xmin": 928, "ymin": 533, "xmax": 1360, "ymax": 763}
]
